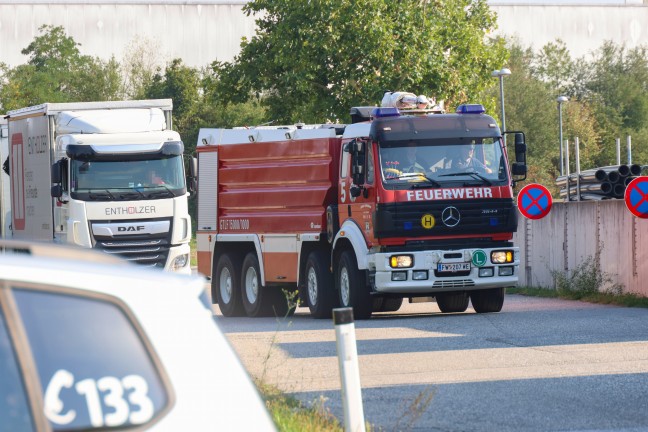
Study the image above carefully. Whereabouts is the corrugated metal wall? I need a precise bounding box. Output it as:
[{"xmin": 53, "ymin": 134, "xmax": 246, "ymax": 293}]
[
  {"xmin": 0, "ymin": 2, "xmax": 256, "ymax": 68},
  {"xmin": 1, "ymin": 2, "xmax": 648, "ymax": 68},
  {"xmin": 513, "ymin": 200, "xmax": 648, "ymax": 296}
]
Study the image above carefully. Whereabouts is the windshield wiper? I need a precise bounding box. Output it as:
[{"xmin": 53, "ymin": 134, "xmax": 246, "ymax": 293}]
[
  {"xmin": 119, "ymin": 190, "xmax": 145, "ymax": 200},
  {"xmin": 438, "ymin": 171, "xmax": 492, "ymax": 186},
  {"xmin": 88, "ymin": 189, "xmax": 116, "ymax": 200},
  {"xmin": 146, "ymin": 185, "xmax": 174, "ymax": 198},
  {"xmin": 392, "ymin": 172, "xmax": 441, "ymax": 188}
]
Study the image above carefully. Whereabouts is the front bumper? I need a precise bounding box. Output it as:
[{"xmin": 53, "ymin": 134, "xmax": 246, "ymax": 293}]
[{"xmin": 368, "ymin": 247, "xmax": 519, "ymax": 294}]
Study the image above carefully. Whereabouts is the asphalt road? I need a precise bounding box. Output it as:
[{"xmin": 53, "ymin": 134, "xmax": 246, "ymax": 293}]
[{"xmin": 214, "ymin": 295, "xmax": 648, "ymax": 432}]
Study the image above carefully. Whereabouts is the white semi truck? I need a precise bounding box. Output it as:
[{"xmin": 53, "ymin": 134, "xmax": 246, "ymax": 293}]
[{"xmin": 4, "ymin": 99, "xmax": 192, "ymax": 273}]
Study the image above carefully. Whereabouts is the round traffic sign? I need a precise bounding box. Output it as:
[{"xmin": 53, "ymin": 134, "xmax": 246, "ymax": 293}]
[
  {"xmin": 472, "ymin": 250, "xmax": 487, "ymax": 267},
  {"xmin": 625, "ymin": 176, "xmax": 648, "ymax": 218},
  {"xmin": 517, "ymin": 183, "xmax": 553, "ymax": 220}
]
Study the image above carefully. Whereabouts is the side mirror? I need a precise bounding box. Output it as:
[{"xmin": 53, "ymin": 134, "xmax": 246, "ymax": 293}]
[
  {"xmin": 51, "ymin": 184, "xmax": 63, "ymax": 198},
  {"xmin": 505, "ymin": 131, "xmax": 527, "ymax": 182},
  {"xmin": 514, "ymin": 133, "xmax": 526, "ymax": 164},
  {"xmin": 189, "ymin": 157, "xmax": 197, "ymax": 178},
  {"xmin": 512, "ymin": 163, "xmax": 527, "ymax": 176},
  {"xmin": 51, "ymin": 159, "xmax": 64, "ymax": 184},
  {"xmin": 350, "ymin": 185, "xmax": 362, "ymax": 198},
  {"xmin": 352, "ymin": 164, "xmax": 364, "ymax": 186}
]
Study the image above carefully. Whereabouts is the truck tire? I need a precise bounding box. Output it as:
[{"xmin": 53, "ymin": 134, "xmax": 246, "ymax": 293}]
[
  {"xmin": 378, "ymin": 297, "xmax": 403, "ymax": 313},
  {"xmin": 470, "ymin": 288, "xmax": 505, "ymax": 313},
  {"xmin": 214, "ymin": 253, "xmax": 245, "ymax": 317},
  {"xmin": 241, "ymin": 252, "xmax": 291, "ymax": 317},
  {"xmin": 336, "ymin": 250, "xmax": 372, "ymax": 320},
  {"xmin": 436, "ymin": 292, "xmax": 469, "ymax": 313},
  {"xmin": 305, "ymin": 251, "xmax": 336, "ymax": 319}
]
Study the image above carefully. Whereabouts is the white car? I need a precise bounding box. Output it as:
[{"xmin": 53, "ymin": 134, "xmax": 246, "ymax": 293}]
[{"xmin": 0, "ymin": 240, "xmax": 275, "ymax": 431}]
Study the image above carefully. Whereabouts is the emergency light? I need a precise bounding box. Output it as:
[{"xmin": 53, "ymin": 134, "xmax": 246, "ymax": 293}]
[
  {"xmin": 456, "ymin": 104, "xmax": 486, "ymax": 114},
  {"xmin": 371, "ymin": 107, "xmax": 401, "ymax": 118}
]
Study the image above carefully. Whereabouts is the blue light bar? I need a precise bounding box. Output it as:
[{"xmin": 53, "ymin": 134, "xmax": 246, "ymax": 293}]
[
  {"xmin": 456, "ymin": 104, "xmax": 486, "ymax": 114},
  {"xmin": 372, "ymin": 107, "xmax": 401, "ymax": 118}
]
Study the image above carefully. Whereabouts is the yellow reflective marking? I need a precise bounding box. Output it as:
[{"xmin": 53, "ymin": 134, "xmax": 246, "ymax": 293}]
[{"xmin": 421, "ymin": 214, "xmax": 435, "ymax": 229}]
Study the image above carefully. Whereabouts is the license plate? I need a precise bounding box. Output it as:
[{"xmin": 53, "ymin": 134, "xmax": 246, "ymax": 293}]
[{"xmin": 437, "ymin": 262, "xmax": 471, "ymax": 272}]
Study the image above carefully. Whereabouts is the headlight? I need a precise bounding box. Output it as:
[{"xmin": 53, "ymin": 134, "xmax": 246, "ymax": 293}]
[
  {"xmin": 390, "ymin": 255, "xmax": 413, "ymax": 268},
  {"xmin": 499, "ymin": 266, "xmax": 514, "ymax": 276},
  {"xmin": 172, "ymin": 254, "xmax": 189, "ymax": 271},
  {"xmin": 412, "ymin": 270, "xmax": 428, "ymax": 280},
  {"xmin": 491, "ymin": 250, "xmax": 513, "ymax": 264},
  {"xmin": 391, "ymin": 271, "xmax": 408, "ymax": 281},
  {"xmin": 479, "ymin": 267, "xmax": 494, "ymax": 277}
]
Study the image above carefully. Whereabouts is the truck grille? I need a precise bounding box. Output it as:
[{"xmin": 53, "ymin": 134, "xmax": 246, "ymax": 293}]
[
  {"xmin": 374, "ymin": 198, "xmax": 517, "ymax": 239},
  {"xmin": 91, "ymin": 219, "xmax": 172, "ymax": 268},
  {"xmin": 433, "ymin": 280, "xmax": 475, "ymax": 288}
]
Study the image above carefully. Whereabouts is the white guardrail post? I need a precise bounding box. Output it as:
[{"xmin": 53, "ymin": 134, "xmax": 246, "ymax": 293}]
[{"xmin": 333, "ymin": 307, "xmax": 366, "ymax": 432}]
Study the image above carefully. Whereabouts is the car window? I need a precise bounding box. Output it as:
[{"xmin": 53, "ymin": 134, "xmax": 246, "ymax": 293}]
[
  {"xmin": 0, "ymin": 307, "xmax": 34, "ymax": 432},
  {"xmin": 12, "ymin": 288, "xmax": 170, "ymax": 430}
]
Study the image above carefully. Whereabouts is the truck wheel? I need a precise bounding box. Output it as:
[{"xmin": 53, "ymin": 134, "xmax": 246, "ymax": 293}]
[
  {"xmin": 305, "ymin": 251, "xmax": 336, "ymax": 319},
  {"xmin": 214, "ymin": 253, "xmax": 245, "ymax": 317},
  {"xmin": 379, "ymin": 297, "xmax": 403, "ymax": 313},
  {"xmin": 336, "ymin": 250, "xmax": 372, "ymax": 320},
  {"xmin": 436, "ymin": 292, "xmax": 469, "ymax": 313},
  {"xmin": 470, "ymin": 288, "xmax": 505, "ymax": 313},
  {"xmin": 240, "ymin": 253, "xmax": 291, "ymax": 317}
]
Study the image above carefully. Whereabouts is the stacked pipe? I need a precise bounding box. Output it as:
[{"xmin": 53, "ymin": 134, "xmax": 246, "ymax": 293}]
[{"xmin": 556, "ymin": 164, "xmax": 643, "ymax": 201}]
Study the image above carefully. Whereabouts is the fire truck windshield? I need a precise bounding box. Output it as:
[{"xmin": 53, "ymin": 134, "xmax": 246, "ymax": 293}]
[
  {"xmin": 69, "ymin": 155, "xmax": 186, "ymax": 201},
  {"xmin": 379, "ymin": 138, "xmax": 508, "ymax": 188}
]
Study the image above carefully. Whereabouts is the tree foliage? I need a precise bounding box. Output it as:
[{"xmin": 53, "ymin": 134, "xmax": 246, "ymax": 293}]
[
  {"xmin": 212, "ymin": 0, "xmax": 507, "ymax": 123},
  {"xmin": 0, "ymin": 25, "xmax": 122, "ymax": 111}
]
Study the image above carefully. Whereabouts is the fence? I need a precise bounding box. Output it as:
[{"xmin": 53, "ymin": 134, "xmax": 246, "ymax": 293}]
[{"xmin": 513, "ymin": 200, "xmax": 648, "ymax": 296}]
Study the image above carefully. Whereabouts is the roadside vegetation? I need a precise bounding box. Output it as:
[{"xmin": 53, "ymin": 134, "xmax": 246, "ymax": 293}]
[
  {"xmin": 257, "ymin": 381, "xmax": 344, "ymax": 432},
  {"xmin": 508, "ymin": 254, "xmax": 648, "ymax": 308}
]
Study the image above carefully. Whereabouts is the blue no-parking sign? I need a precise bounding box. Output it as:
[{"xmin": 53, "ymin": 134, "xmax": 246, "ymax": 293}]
[
  {"xmin": 517, "ymin": 183, "xmax": 553, "ymax": 220},
  {"xmin": 625, "ymin": 177, "xmax": 648, "ymax": 219}
]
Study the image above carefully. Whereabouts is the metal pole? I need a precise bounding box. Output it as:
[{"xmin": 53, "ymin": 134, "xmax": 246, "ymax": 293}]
[
  {"xmin": 333, "ymin": 308, "xmax": 366, "ymax": 432},
  {"xmin": 565, "ymin": 139, "xmax": 570, "ymax": 201},
  {"xmin": 627, "ymin": 135, "xmax": 632, "ymax": 164},
  {"xmin": 574, "ymin": 137, "xmax": 581, "ymax": 202},
  {"xmin": 616, "ymin": 138, "xmax": 621, "ymax": 165},
  {"xmin": 558, "ymin": 103, "xmax": 564, "ymax": 176},
  {"xmin": 499, "ymin": 77, "xmax": 507, "ymax": 147}
]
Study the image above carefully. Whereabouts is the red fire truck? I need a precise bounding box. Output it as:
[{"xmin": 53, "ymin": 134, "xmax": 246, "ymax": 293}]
[{"xmin": 196, "ymin": 102, "xmax": 527, "ymax": 319}]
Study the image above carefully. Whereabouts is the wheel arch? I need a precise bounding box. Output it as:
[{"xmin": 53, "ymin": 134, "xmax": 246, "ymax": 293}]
[{"xmin": 331, "ymin": 220, "xmax": 369, "ymax": 270}]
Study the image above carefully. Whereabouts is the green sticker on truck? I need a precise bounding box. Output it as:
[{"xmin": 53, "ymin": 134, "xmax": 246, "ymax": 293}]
[{"xmin": 472, "ymin": 250, "xmax": 487, "ymax": 267}]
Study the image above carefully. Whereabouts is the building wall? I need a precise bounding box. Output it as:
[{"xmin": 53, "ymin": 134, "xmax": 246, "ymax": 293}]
[
  {"xmin": 0, "ymin": 2, "xmax": 647, "ymax": 68},
  {"xmin": 513, "ymin": 200, "xmax": 648, "ymax": 296}
]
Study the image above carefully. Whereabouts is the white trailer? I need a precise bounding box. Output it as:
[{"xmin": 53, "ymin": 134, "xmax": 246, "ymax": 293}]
[{"xmin": 6, "ymin": 99, "xmax": 192, "ymax": 273}]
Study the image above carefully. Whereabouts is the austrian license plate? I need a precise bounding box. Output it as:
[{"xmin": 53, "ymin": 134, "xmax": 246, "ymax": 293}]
[{"xmin": 437, "ymin": 262, "xmax": 471, "ymax": 272}]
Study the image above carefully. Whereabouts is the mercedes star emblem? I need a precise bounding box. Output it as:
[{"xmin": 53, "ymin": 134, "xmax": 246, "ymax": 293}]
[{"xmin": 441, "ymin": 206, "xmax": 461, "ymax": 227}]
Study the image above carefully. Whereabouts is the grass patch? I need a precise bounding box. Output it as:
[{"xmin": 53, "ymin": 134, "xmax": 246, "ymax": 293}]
[
  {"xmin": 257, "ymin": 381, "xmax": 344, "ymax": 432},
  {"xmin": 190, "ymin": 236, "xmax": 197, "ymax": 268},
  {"xmin": 507, "ymin": 287, "xmax": 648, "ymax": 308}
]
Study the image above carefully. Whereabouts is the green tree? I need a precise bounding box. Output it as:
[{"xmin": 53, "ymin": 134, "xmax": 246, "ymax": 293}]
[
  {"xmin": 583, "ymin": 42, "xmax": 648, "ymax": 166},
  {"xmin": 213, "ymin": 0, "xmax": 507, "ymax": 123},
  {"xmin": 0, "ymin": 25, "xmax": 123, "ymax": 111}
]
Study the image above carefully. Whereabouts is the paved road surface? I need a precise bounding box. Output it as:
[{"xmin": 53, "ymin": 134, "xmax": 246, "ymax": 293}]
[{"xmin": 214, "ymin": 295, "xmax": 648, "ymax": 431}]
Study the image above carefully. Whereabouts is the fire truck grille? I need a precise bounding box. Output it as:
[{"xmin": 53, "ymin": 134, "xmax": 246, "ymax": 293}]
[
  {"xmin": 433, "ymin": 280, "xmax": 475, "ymax": 289},
  {"xmin": 374, "ymin": 198, "xmax": 517, "ymax": 239}
]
